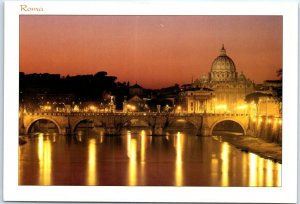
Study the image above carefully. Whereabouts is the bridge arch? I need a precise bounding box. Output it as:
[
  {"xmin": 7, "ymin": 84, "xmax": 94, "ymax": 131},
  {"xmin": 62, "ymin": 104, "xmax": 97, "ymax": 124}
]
[
  {"xmin": 210, "ymin": 119, "xmax": 245, "ymax": 136},
  {"xmin": 167, "ymin": 118, "xmax": 198, "ymax": 130},
  {"xmin": 26, "ymin": 118, "xmax": 62, "ymax": 134},
  {"xmin": 72, "ymin": 118, "xmax": 106, "ymax": 133},
  {"xmin": 123, "ymin": 117, "xmax": 149, "ymax": 127}
]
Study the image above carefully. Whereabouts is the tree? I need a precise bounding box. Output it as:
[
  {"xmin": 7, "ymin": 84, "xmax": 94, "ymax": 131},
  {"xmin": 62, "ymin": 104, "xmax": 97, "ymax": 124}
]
[{"xmin": 277, "ymin": 68, "xmax": 282, "ymax": 80}]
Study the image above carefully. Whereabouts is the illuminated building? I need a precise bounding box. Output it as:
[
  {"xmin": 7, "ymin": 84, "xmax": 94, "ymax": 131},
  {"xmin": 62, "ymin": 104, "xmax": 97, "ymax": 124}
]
[{"xmin": 190, "ymin": 45, "xmax": 255, "ymax": 113}]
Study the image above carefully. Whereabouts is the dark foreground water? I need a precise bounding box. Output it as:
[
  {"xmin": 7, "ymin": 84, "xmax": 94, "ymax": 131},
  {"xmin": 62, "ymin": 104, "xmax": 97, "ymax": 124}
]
[{"xmin": 19, "ymin": 129, "xmax": 281, "ymax": 186}]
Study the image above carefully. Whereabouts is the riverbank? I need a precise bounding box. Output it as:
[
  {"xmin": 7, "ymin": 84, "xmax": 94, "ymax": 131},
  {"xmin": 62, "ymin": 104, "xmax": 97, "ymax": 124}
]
[{"xmin": 212, "ymin": 134, "xmax": 282, "ymax": 163}]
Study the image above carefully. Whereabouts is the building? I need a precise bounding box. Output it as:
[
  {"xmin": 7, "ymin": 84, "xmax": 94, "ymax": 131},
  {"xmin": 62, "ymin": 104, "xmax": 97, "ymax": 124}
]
[
  {"xmin": 129, "ymin": 83, "xmax": 144, "ymax": 96},
  {"xmin": 178, "ymin": 87, "xmax": 215, "ymax": 113},
  {"xmin": 190, "ymin": 45, "xmax": 255, "ymax": 113}
]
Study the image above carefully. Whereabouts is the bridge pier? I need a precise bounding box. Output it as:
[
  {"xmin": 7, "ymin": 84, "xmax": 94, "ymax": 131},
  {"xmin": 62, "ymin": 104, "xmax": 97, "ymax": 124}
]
[
  {"xmin": 104, "ymin": 127, "xmax": 122, "ymax": 136},
  {"xmin": 199, "ymin": 125, "xmax": 211, "ymax": 136},
  {"xmin": 19, "ymin": 127, "xmax": 26, "ymax": 135},
  {"xmin": 151, "ymin": 127, "xmax": 165, "ymax": 136}
]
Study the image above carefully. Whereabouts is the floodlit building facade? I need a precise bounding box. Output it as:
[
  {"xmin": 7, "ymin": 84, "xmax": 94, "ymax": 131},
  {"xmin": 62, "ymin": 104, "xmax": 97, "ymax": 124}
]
[{"xmin": 187, "ymin": 45, "xmax": 255, "ymax": 113}]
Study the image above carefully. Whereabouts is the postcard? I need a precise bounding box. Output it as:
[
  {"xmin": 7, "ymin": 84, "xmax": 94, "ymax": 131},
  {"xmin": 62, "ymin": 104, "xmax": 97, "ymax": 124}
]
[{"xmin": 3, "ymin": 1, "xmax": 298, "ymax": 203}]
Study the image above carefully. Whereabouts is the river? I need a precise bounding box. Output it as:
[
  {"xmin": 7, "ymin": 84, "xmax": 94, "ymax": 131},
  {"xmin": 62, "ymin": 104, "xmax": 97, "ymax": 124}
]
[{"xmin": 19, "ymin": 128, "xmax": 281, "ymax": 186}]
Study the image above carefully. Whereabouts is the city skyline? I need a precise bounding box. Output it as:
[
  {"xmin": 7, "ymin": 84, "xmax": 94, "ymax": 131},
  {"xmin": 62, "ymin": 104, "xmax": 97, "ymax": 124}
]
[{"xmin": 20, "ymin": 15, "xmax": 282, "ymax": 88}]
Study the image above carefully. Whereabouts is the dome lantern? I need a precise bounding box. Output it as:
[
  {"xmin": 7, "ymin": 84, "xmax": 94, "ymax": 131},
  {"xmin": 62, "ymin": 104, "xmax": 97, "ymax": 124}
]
[{"xmin": 219, "ymin": 44, "xmax": 226, "ymax": 56}]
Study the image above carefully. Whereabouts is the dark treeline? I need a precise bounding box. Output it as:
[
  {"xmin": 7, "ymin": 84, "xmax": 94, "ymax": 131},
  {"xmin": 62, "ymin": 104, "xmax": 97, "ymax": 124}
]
[
  {"xmin": 19, "ymin": 71, "xmax": 180, "ymax": 110},
  {"xmin": 20, "ymin": 71, "xmax": 129, "ymax": 108}
]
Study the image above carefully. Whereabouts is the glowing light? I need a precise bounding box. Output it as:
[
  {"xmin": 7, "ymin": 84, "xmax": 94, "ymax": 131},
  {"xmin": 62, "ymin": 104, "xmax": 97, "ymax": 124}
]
[
  {"xmin": 257, "ymin": 157, "xmax": 264, "ymax": 186},
  {"xmin": 128, "ymin": 138, "xmax": 137, "ymax": 186},
  {"xmin": 127, "ymin": 131, "xmax": 131, "ymax": 157},
  {"xmin": 38, "ymin": 134, "xmax": 52, "ymax": 185},
  {"xmin": 176, "ymin": 106, "xmax": 182, "ymax": 113},
  {"xmin": 278, "ymin": 119, "xmax": 282, "ymax": 124},
  {"xmin": 237, "ymin": 105, "xmax": 248, "ymax": 110},
  {"xmin": 266, "ymin": 160, "xmax": 274, "ymax": 186},
  {"xmin": 210, "ymin": 158, "xmax": 219, "ymax": 185},
  {"xmin": 73, "ymin": 105, "xmax": 79, "ymax": 112},
  {"xmin": 176, "ymin": 119, "xmax": 186, "ymax": 123},
  {"xmin": 267, "ymin": 119, "xmax": 272, "ymax": 124},
  {"xmin": 242, "ymin": 153, "xmax": 248, "ymax": 185},
  {"xmin": 252, "ymin": 117, "xmax": 257, "ymax": 122},
  {"xmin": 43, "ymin": 105, "xmax": 52, "ymax": 111},
  {"xmin": 175, "ymin": 132, "xmax": 183, "ymax": 186},
  {"xmin": 272, "ymin": 119, "xmax": 278, "ymax": 131},
  {"xmin": 140, "ymin": 130, "xmax": 146, "ymax": 185},
  {"xmin": 215, "ymin": 104, "xmax": 227, "ymax": 110},
  {"xmin": 249, "ymin": 153, "xmax": 257, "ymax": 186},
  {"xmin": 276, "ymin": 163, "xmax": 281, "ymax": 186},
  {"xmin": 126, "ymin": 104, "xmax": 136, "ymax": 112},
  {"xmin": 221, "ymin": 142, "xmax": 229, "ymax": 186},
  {"xmin": 87, "ymin": 138, "xmax": 97, "ymax": 185},
  {"xmin": 89, "ymin": 105, "xmax": 96, "ymax": 112},
  {"xmin": 140, "ymin": 130, "xmax": 146, "ymax": 162}
]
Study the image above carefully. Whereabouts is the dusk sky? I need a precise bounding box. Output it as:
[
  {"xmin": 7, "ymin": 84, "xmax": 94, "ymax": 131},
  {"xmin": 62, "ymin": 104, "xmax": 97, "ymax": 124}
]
[{"xmin": 20, "ymin": 15, "xmax": 282, "ymax": 89}]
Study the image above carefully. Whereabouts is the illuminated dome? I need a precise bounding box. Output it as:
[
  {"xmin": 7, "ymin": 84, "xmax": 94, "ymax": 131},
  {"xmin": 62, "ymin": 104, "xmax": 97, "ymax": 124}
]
[{"xmin": 210, "ymin": 45, "xmax": 237, "ymax": 82}]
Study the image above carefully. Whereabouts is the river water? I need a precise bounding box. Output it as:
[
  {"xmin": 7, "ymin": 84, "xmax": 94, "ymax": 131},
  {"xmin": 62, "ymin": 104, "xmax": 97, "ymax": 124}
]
[{"xmin": 19, "ymin": 128, "xmax": 281, "ymax": 186}]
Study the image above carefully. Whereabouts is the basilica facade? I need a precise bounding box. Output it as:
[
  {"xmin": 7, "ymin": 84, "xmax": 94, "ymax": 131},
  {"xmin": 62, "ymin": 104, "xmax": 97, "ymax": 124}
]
[{"xmin": 182, "ymin": 45, "xmax": 255, "ymax": 114}]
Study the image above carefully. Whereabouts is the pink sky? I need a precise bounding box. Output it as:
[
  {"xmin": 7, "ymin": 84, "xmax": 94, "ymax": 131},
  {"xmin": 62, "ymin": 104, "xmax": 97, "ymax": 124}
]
[{"xmin": 20, "ymin": 15, "xmax": 282, "ymax": 88}]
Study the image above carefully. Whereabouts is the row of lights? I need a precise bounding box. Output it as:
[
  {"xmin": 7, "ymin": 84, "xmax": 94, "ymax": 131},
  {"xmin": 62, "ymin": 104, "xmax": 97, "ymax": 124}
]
[{"xmin": 252, "ymin": 117, "xmax": 282, "ymax": 125}]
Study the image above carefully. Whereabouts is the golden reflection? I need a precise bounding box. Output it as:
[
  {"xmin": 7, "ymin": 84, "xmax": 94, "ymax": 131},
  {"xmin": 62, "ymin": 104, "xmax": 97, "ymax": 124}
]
[
  {"xmin": 272, "ymin": 119, "xmax": 278, "ymax": 132},
  {"xmin": 210, "ymin": 158, "xmax": 218, "ymax": 185},
  {"xmin": 276, "ymin": 163, "xmax": 281, "ymax": 186},
  {"xmin": 242, "ymin": 153, "xmax": 248, "ymax": 185},
  {"xmin": 221, "ymin": 142, "xmax": 229, "ymax": 186},
  {"xmin": 140, "ymin": 130, "xmax": 146, "ymax": 184},
  {"xmin": 87, "ymin": 138, "xmax": 97, "ymax": 185},
  {"xmin": 77, "ymin": 132, "xmax": 82, "ymax": 142},
  {"xmin": 38, "ymin": 134, "xmax": 52, "ymax": 185},
  {"xmin": 18, "ymin": 146, "xmax": 22, "ymax": 184},
  {"xmin": 175, "ymin": 132, "xmax": 183, "ymax": 186},
  {"xmin": 266, "ymin": 160, "xmax": 273, "ymax": 186},
  {"xmin": 128, "ymin": 138, "xmax": 137, "ymax": 186},
  {"xmin": 140, "ymin": 130, "xmax": 146, "ymax": 161},
  {"xmin": 127, "ymin": 131, "xmax": 131, "ymax": 157},
  {"xmin": 248, "ymin": 153, "xmax": 257, "ymax": 186},
  {"xmin": 257, "ymin": 157, "xmax": 264, "ymax": 186},
  {"xmin": 52, "ymin": 134, "xmax": 56, "ymax": 143},
  {"xmin": 100, "ymin": 135, "xmax": 104, "ymax": 143}
]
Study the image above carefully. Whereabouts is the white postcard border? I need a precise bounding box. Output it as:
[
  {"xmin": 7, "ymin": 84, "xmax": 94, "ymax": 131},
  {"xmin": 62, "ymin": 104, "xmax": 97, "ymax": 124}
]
[{"xmin": 3, "ymin": 1, "xmax": 298, "ymax": 203}]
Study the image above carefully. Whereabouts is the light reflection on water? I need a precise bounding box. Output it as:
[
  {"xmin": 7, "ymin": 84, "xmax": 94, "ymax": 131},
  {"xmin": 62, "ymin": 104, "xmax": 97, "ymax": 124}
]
[
  {"xmin": 175, "ymin": 132, "xmax": 183, "ymax": 186},
  {"xmin": 128, "ymin": 137, "xmax": 137, "ymax": 186},
  {"xmin": 19, "ymin": 129, "xmax": 281, "ymax": 186},
  {"xmin": 37, "ymin": 134, "xmax": 52, "ymax": 185},
  {"xmin": 87, "ymin": 138, "xmax": 97, "ymax": 185},
  {"xmin": 221, "ymin": 142, "xmax": 229, "ymax": 186}
]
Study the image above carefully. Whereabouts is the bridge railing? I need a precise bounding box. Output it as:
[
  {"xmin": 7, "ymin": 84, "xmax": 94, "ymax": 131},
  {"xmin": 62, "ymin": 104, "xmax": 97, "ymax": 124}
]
[
  {"xmin": 22, "ymin": 111, "xmax": 250, "ymax": 117},
  {"xmin": 23, "ymin": 111, "xmax": 199, "ymax": 117}
]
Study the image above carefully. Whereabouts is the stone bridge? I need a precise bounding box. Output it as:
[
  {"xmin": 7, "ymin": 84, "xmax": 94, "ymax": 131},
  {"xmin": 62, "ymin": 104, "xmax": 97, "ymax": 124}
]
[{"xmin": 19, "ymin": 112, "xmax": 250, "ymax": 136}]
